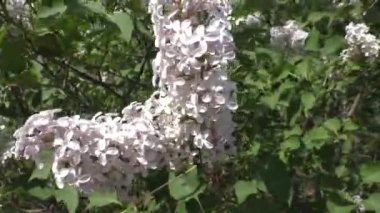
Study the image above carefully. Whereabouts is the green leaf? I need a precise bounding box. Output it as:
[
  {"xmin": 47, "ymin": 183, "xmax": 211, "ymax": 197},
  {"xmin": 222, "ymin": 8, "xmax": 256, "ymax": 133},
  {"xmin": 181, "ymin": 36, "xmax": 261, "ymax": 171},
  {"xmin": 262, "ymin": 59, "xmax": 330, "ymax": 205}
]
[
  {"xmin": 0, "ymin": 38, "xmax": 27, "ymax": 73},
  {"xmin": 323, "ymin": 118, "xmax": 341, "ymax": 134},
  {"xmin": 327, "ymin": 200, "xmax": 355, "ymax": 213},
  {"xmin": 335, "ymin": 165, "xmax": 348, "ymax": 178},
  {"xmin": 0, "ymin": 25, "xmax": 6, "ymax": 44},
  {"xmin": 343, "ymin": 119, "xmax": 359, "ymax": 131},
  {"xmin": 364, "ymin": 193, "xmax": 380, "ymax": 211},
  {"xmin": 81, "ymin": 1, "xmax": 107, "ymax": 14},
  {"xmin": 12, "ymin": 60, "xmax": 43, "ymax": 88},
  {"xmin": 303, "ymin": 127, "xmax": 331, "ymax": 150},
  {"xmin": 261, "ymin": 92, "xmax": 280, "ymax": 109},
  {"xmin": 321, "ymin": 35, "xmax": 345, "ymax": 55},
  {"xmin": 284, "ymin": 126, "xmax": 302, "ymax": 139},
  {"xmin": 55, "ymin": 186, "xmax": 79, "ymax": 213},
  {"xmin": 33, "ymin": 33, "xmax": 64, "ymax": 57},
  {"xmin": 28, "ymin": 187, "xmax": 54, "ymax": 200},
  {"xmin": 301, "ymin": 92, "xmax": 315, "ymax": 114},
  {"xmin": 305, "ymin": 28, "xmax": 320, "ymax": 51},
  {"xmin": 295, "ymin": 59, "xmax": 311, "ymax": 80},
  {"xmin": 304, "ymin": 127, "xmax": 330, "ymax": 141},
  {"xmin": 38, "ymin": 0, "xmax": 67, "ymax": 18},
  {"xmin": 169, "ymin": 166, "xmax": 205, "ymax": 201},
  {"xmin": 175, "ymin": 201, "xmax": 188, "ymax": 213},
  {"xmin": 307, "ymin": 12, "xmax": 332, "ymax": 23},
  {"xmin": 264, "ymin": 157, "xmax": 291, "ymax": 202},
  {"xmin": 87, "ymin": 190, "xmax": 121, "ymax": 209},
  {"xmin": 245, "ymin": 142, "xmax": 261, "ymax": 157},
  {"xmin": 29, "ymin": 150, "xmax": 53, "ymax": 181},
  {"xmin": 234, "ymin": 180, "xmax": 258, "ymax": 204},
  {"xmin": 359, "ymin": 162, "xmax": 380, "ymax": 184},
  {"xmin": 108, "ymin": 12, "xmax": 134, "ymax": 42},
  {"xmin": 255, "ymin": 48, "xmax": 283, "ymax": 66},
  {"xmin": 281, "ymin": 137, "xmax": 300, "ymax": 151},
  {"xmin": 121, "ymin": 206, "xmax": 138, "ymax": 213},
  {"xmin": 236, "ymin": 196, "xmax": 280, "ymax": 213}
]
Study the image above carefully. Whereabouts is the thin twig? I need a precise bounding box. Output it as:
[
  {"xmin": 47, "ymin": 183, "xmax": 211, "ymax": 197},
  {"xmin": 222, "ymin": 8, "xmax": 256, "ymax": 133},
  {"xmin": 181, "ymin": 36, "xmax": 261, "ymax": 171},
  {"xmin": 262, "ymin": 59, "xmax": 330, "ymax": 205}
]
[
  {"xmin": 50, "ymin": 58, "xmax": 123, "ymax": 99},
  {"xmin": 347, "ymin": 92, "xmax": 361, "ymax": 118}
]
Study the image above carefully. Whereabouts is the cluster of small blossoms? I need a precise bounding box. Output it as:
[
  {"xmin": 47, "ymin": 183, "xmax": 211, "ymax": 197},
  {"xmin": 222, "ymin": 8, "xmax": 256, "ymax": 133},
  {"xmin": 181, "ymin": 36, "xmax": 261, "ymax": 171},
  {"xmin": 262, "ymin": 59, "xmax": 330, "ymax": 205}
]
[
  {"xmin": 352, "ymin": 195, "xmax": 365, "ymax": 213},
  {"xmin": 231, "ymin": 12, "xmax": 261, "ymax": 28},
  {"xmin": 149, "ymin": 0, "xmax": 238, "ymax": 164},
  {"xmin": 270, "ymin": 20, "xmax": 309, "ymax": 51},
  {"xmin": 332, "ymin": 0, "xmax": 360, "ymax": 8},
  {"xmin": 341, "ymin": 22, "xmax": 380, "ymax": 62},
  {"xmin": 5, "ymin": 0, "xmax": 30, "ymax": 21},
  {"xmin": 6, "ymin": 0, "xmax": 238, "ymax": 200}
]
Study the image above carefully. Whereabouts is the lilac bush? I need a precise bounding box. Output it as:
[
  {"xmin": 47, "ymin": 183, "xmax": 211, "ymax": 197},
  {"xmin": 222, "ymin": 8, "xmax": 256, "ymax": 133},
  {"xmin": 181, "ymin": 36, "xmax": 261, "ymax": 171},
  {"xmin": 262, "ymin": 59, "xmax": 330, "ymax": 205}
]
[{"xmin": 6, "ymin": 0, "xmax": 238, "ymax": 199}]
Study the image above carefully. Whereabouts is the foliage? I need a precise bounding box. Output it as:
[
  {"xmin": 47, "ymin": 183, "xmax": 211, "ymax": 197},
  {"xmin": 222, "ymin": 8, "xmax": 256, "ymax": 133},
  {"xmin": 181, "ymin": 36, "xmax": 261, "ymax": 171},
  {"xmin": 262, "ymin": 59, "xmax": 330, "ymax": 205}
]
[{"xmin": 0, "ymin": 0, "xmax": 380, "ymax": 212}]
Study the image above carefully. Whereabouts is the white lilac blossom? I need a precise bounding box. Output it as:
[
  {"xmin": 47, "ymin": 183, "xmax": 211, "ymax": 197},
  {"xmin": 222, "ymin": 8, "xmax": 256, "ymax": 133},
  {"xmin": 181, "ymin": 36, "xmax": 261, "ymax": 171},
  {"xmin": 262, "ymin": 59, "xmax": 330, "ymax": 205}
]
[
  {"xmin": 6, "ymin": 0, "xmax": 30, "ymax": 21},
  {"xmin": 6, "ymin": 0, "xmax": 238, "ymax": 200},
  {"xmin": 232, "ymin": 12, "xmax": 261, "ymax": 28},
  {"xmin": 341, "ymin": 22, "xmax": 380, "ymax": 62},
  {"xmin": 270, "ymin": 20, "xmax": 309, "ymax": 51},
  {"xmin": 332, "ymin": 0, "xmax": 360, "ymax": 8},
  {"xmin": 352, "ymin": 195, "xmax": 365, "ymax": 213}
]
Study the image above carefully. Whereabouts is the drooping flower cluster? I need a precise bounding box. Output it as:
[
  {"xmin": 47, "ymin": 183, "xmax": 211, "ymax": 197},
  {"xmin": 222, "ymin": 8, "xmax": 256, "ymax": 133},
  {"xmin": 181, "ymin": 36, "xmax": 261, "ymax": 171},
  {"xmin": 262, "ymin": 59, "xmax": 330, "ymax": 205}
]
[
  {"xmin": 5, "ymin": 0, "xmax": 238, "ymax": 200},
  {"xmin": 270, "ymin": 20, "xmax": 309, "ymax": 51},
  {"xmin": 149, "ymin": 0, "xmax": 238, "ymax": 162},
  {"xmin": 341, "ymin": 22, "xmax": 380, "ymax": 62}
]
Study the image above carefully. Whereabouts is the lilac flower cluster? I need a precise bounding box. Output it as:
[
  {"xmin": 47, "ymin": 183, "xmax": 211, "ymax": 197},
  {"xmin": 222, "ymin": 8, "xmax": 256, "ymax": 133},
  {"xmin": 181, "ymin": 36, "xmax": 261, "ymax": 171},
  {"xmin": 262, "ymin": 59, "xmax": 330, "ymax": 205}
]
[
  {"xmin": 7, "ymin": 0, "xmax": 237, "ymax": 199},
  {"xmin": 341, "ymin": 22, "xmax": 380, "ymax": 62},
  {"xmin": 232, "ymin": 12, "xmax": 262, "ymax": 28},
  {"xmin": 270, "ymin": 20, "xmax": 309, "ymax": 51},
  {"xmin": 5, "ymin": 0, "xmax": 30, "ymax": 23},
  {"xmin": 332, "ymin": 0, "xmax": 360, "ymax": 8}
]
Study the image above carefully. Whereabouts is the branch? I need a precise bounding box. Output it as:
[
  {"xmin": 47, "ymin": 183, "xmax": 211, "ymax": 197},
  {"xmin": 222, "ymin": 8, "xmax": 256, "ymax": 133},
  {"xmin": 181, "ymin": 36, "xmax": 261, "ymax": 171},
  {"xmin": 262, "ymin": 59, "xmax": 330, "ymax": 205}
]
[
  {"xmin": 0, "ymin": 11, "xmax": 124, "ymax": 100},
  {"xmin": 346, "ymin": 92, "xmax": 361, "ymax": 118},
  {"xmin": 49, "ymin": 58, "xmax": 123, "ymax": 99},
  {"xmin": 9, "ymin": 85, "xmax": 30, "ymax": 116}
]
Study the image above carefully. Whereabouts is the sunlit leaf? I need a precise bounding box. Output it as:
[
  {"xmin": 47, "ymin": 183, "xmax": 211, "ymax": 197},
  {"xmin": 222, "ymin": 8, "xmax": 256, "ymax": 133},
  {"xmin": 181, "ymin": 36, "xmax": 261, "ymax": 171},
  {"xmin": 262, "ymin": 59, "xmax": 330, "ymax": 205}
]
[
  {"xmin": 360, "ymin": 163, "xmax": 380, "ymax": 184},
  {"xmin": 234, "ymin": 180, "xmax": 258, "ymax": 204},
  {"xmin": 364, "ymin": 193, "xmax": 380, "ymax": 211},
  {"xmin": 327, "ymin": 200, "xmax": 355, "ymax": 213},
  {"xmin": 38, "ymin": 0, "xmax": 67, "ymax": 18},
  {"xmin": 175, "ymin": 201, "xmax": 188, "ymax": 213},
  {"xmin": 323, "ymin": 118, "xmax": 341, "ymax": 134},
  {"xmin": 169, "ymin": 166, "xmax": 205, "ymax": 201},
  {"xmin": 29, "ymin": 150, "xmax": 53, "ymax": 181},
  {"xmin": 55, "ymin": 186, "xmax": 79, "ymax": 213},
  {"xmin": 28, "ymin": 187, "xmax": 54, "ymax": 200},
  {"xmin": 301, "ymin": 92, "xmax": 315, "ymax": 114},
  {"xmin": 87, "ymin": 190, "xmax": 121, "ymax": 209},
  {"xmin": 109, "ymin": 12, "xmax": 134, "ymax": 42}
]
